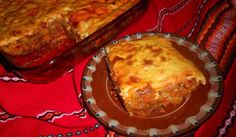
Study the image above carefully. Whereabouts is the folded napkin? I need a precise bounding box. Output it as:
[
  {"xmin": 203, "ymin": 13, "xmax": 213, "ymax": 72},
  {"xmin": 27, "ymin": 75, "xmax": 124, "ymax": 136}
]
[{"xmin": 0, "ymin": 0, "xmax": 235, "ymax": 137}]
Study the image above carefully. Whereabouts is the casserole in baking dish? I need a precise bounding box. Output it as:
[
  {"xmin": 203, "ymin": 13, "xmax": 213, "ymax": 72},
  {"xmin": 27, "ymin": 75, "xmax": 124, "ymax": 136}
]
[{"xmin": 0, "ymin": 0, "xmax": 148, "ymax": 82}]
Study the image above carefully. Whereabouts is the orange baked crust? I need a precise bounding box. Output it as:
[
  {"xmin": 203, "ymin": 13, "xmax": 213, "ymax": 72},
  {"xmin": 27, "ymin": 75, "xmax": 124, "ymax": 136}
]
[
  {"xmin": 0, "ymin": 0, "xmax": 138, "ymax": 56},
  {"xmin": 106, "ymin": 35, "xmax": 206, "ymax": 117}
]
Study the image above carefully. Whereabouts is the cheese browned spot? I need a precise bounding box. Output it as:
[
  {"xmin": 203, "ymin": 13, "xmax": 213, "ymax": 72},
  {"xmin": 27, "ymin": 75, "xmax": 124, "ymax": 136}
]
[{"xmin": 106, "ymin": 35, "xmax": 206, "ymax": 117}]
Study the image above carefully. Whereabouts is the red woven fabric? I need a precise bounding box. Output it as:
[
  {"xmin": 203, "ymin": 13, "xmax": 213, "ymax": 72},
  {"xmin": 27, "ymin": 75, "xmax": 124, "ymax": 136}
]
[{"xmin": 0, "ymin": 0, "xmax": 235, "ymax": 137}]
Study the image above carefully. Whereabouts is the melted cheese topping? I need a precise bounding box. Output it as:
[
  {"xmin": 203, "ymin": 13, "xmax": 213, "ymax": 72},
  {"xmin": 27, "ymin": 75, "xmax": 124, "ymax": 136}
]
[
  {"xmin": 106, "ymin": 35, "xmax": 206, "ymax": 116},
  {"xmin": 0, "ymin": 0, "xmax": 138, "ymax": 54}
]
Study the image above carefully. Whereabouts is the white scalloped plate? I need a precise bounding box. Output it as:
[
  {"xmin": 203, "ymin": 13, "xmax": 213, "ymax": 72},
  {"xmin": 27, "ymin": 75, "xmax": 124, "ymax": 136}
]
[{"xmin": 81, "ymin": 32, "xmax": 223, "ymax": 137}]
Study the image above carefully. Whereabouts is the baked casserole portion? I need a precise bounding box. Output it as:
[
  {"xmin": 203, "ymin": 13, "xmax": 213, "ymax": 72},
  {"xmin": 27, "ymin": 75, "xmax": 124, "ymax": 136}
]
[
  {"xmin": 0, "ymin": 0, "xmax": 139, "ymax": 67},
  {"xmin": 105, "ymin": 35, "xmax": 206, "ymax": 117}
]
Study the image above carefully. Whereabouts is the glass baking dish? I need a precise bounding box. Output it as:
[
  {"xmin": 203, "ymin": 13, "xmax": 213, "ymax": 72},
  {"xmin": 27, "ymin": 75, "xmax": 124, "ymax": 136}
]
[{"xmin": 0, "ymin": 0, "xmax": 149, "ymax": 83}]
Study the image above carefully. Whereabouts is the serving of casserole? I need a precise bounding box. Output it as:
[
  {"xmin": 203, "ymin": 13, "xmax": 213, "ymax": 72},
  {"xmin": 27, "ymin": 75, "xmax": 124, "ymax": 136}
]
[
  {"xmin": 105, "ymin": 35, "xmax": 206, "ymax": 117},
  {"xmin": 81, "ymin": 32, "xmax": 223, "ymax": 136}
]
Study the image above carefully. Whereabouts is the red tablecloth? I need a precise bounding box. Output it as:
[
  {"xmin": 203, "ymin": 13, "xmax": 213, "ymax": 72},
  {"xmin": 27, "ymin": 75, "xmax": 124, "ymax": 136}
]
[{"xmin": 0, "ymin": 0, "xmax": 236, "ymax": 137}]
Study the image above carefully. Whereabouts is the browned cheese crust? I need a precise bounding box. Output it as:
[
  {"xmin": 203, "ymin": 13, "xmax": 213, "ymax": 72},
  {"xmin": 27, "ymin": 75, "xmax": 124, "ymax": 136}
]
[
  {"xmin": 0, "ymin": 0, "xmax": 138, "ymax": 56},
  {"xmin": 106, "ymin": 35, "xmax": 206, "ymax": 117}
]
